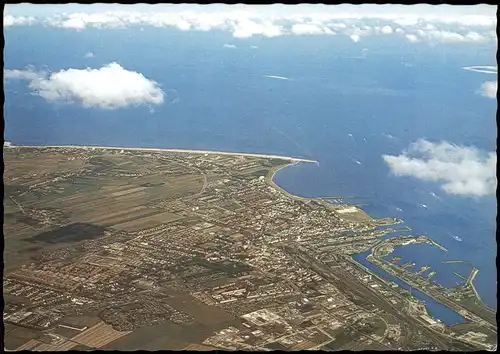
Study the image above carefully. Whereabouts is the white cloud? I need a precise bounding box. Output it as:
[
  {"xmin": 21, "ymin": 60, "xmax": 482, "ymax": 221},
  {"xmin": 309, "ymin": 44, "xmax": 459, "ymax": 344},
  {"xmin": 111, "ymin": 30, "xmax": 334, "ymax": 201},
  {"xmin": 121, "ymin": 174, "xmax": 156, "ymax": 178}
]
[
  {"xmin": 346, "ymin": 25, "xmax": 373, "ymax": 42},
  {"xmin": 487, "ymin": 29, "xmax": 496, "ymax": 39},
  {"xmin": 223, "ymin": 43, "xmax": 236, "ymax": 49},
  {"xmin": 405, "ymin": 34, "xmax": 419, "ymax": 42},
  {"xmin": 4, "ymin": 68, "xmax": 43, "ymax": 80},
  {"xmin": 382, "ymin": 139, "xmax": 497, "ymax": 197},
  {"xmin": 4, "ymin": 63, "xmax": 164, "ymax": 109},
  {"xmin": 390, "ymin": 13, "xmax": 496, "ymax": 28},
  {"xmin": 438, "ymin": 14, "xmax": 496, "ymax": 27},
  {"xmin": 411, "ymin": 29, "xmax": 491, "ymax": 44},
  {"xmin": 380, "ymin": 25, "xmax": 393, "ymax": 34},
  {"xmin": 350, "ymin": 34, "xmax": 361, "ymax": 43},
  {"xmin": 291, "ymin": 23, "xmax": 333, "ymax": 35},
  {"xmin": 464, "ymin": 31, "xmax": 488, "ymax": 42},
  {"xmin": 431, "ymin": 30, "xmax": 465, "ymax": 42},
  {"xmin": 84, "ymin": 51, "xmax": 94, "ymax": 58},
  {"xmin": 231, "ymin": 19, "xmax": 283, "ymax": 38},
  {"xmin": 392, "ymin": 17, "xmax": 419, "ymax": 27},
  {"xmin": 3, "ymin": 14, "xmax": 36, "ymax": 27},
  {"xmin": 51, "ymin": 12, "xmax": 127, "ymax": 30},
  {"xmin": 330, "ymin": 23, "xmax": 347, "ymax": 29},
  {"xmin": 480, "ymin": 81, "xmax": 498, "ymax": 98},
  {"xmin": 3, "ymin": 4, "xmax": 497, "ymax": 44}
]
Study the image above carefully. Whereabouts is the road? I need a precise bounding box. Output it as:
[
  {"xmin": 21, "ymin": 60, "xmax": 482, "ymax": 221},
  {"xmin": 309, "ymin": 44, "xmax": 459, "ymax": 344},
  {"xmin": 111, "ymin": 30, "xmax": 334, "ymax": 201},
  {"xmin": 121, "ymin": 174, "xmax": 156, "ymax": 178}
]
[{"xmin": 9, "ymin": 196, "xmax": 27, "ymax": 215}]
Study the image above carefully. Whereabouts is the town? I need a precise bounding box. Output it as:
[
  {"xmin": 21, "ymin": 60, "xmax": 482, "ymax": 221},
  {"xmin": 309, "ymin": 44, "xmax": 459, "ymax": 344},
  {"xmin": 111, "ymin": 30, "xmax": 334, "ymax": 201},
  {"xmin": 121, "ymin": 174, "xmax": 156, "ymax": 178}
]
[{"xmin": 3, "ymin": 146, "xmax": 496, "ymax": 351}]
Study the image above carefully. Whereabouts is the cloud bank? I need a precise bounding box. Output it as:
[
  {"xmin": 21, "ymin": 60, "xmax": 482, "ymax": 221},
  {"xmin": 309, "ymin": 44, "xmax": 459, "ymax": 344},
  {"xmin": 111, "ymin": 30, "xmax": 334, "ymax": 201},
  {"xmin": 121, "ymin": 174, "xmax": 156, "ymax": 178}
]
[
  {"xmin": 3, "ymin": 4, "xmax": 496, "ymax": 44},
  {"xmin": 382, "ymin": 139, "xmax": 497, "ymax": 197},
  {"xmin": 4, "ymin": 63, "xmax": 164, "ymax": 109},
  {"xmin": 4, "ymin": 14, "xmax": 35, "ymax": 26}
]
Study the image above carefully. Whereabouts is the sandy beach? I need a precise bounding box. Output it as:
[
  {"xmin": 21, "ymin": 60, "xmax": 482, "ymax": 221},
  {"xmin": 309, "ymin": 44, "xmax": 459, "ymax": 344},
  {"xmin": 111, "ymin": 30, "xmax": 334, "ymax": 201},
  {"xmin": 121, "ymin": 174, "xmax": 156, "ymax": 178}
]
[{"xmin": 9, "ymin": 144, "xmax": 318, "ymax": 164}]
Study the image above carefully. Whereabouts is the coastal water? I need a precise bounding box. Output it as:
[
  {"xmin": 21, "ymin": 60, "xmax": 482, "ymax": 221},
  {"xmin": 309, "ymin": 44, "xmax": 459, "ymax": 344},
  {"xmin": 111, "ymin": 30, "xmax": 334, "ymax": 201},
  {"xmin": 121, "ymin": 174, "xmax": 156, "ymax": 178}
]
[
  {"xmin": 4, "ymin": 27, "xmax": 497, "ymax": 321},
  {"xmin": 353, "ymin": 251, "xmax": 466, "ymax": 325}
]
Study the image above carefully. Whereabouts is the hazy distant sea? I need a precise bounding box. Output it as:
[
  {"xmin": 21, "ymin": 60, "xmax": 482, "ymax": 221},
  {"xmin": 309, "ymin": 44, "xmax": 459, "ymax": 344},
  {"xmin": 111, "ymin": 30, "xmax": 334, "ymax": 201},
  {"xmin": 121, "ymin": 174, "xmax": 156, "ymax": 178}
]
[{"xmin": 4, "ymin": 26, "xmax": 497, "ymax": 323}]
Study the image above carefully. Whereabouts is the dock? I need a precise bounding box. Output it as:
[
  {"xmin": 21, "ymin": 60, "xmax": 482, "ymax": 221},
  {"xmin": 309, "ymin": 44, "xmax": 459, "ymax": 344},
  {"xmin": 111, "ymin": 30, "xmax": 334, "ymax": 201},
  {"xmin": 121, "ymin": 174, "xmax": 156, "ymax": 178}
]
[
  {"xmin": 428, "ymin": 239, "xmax": 448, "ymax": 252},
  {"xmin": 417, "ymin": 265, "xmax": 430, "ymax": 275},
  {"xmin": 442, "ymin": 260, "xmax": 472, "ymax": 266},
  {"xmin": 466, "ymin": 268, "xmax": 482, "ymax": 302},
  {"xmin": 453, "ymin": 271, "xmax": 468, "ymax": 281},
  {"xmin": 402, "ymin": 262, "xmax": 415, "ymax": 269}
]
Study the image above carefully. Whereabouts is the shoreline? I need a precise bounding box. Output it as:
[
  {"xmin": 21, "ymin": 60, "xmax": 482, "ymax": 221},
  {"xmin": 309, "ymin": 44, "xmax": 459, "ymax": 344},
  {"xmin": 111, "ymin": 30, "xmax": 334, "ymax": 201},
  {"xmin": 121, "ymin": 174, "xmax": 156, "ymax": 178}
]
[
  {"xmin": 7, "ymin": 144, "xmax": 318, "ymax": 164},
  {"xmin": 267, "ymin": 162, "xmax": 374, "ymax": 221},
  {"xmin": 267, "ymin": 162, "xmax": 312, "ymax": 202},
  {"xmin": 8, "ymin": 143, "xmax": 494, "ymax": 318},
  {"xmin": 268, "ymin": 162, "xmax": 493, "ymax": 317}
]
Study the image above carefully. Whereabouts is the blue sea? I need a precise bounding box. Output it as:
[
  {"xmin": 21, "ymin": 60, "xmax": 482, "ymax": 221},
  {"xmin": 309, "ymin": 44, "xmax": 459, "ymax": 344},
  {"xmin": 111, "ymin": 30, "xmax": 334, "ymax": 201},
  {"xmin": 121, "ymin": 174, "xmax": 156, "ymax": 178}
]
[{"xmin": 4, "ymin": 26, "xmax": 497, "ymax": 323}]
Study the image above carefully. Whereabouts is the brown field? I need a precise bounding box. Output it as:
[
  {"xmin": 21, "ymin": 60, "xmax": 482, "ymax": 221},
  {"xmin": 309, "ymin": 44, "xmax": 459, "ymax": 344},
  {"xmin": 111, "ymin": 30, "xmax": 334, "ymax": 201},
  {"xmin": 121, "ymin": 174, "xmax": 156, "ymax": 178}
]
[
  {"xmin": 31, "ymin": 341, "xmax": 79, "ymax": 351},
  {"xmin": 3, "ymin": 152, "xmax": 85, "ymax": 181},
  {"xmin": 183, "ymin": 343, "xmax": 219, "ymax": 350},
  {"xmin": 101, "ymin": 321, "xmax": 185, "ymax": 350},
  {"xmin": 14, "ymin": 339, "xmax": 43, "ymax": 351},
  {"xmin": 291, "ymin": 339, "xmax": 316, "ymax": 350},
  {"xmin": 109, "ymin": 211, "xmax": 183, "ymax": 231},
  {"xmin": 59, "ymin": 315, "xmax": 102, "ymax": 329},
  {"xmin": 83, "ymin": 205, "xmax": 147, "ymax": 224},
  {"xmin": 2, "ymin": 149, "xmax": 207, "ymax": 268},
  {"xmin": 70, "ymin": 321, "xmax": 132, "ymax": 348},
  {"xmin": 6, "ymin": 326, "xmax": 41, "ymax": 341},
  {"xmin": 52, "ymin": 326, "xmax": 82, "ymax": 339}
]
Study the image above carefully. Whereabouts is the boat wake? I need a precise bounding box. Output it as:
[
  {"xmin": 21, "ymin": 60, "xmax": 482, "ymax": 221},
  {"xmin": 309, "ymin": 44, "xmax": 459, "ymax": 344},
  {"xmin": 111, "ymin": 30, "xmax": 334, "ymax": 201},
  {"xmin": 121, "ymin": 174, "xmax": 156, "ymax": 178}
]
[
  {"xmin": 446, "ymin": 231, "xmax": 462, "ymax": 242},
  {"xmin": 264, "ymin": 75, "xmax": 291, "ymax": 81},
  {"xmin": 462, "ymin": 66, "xmax": 497, "ymax": 74}
]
